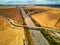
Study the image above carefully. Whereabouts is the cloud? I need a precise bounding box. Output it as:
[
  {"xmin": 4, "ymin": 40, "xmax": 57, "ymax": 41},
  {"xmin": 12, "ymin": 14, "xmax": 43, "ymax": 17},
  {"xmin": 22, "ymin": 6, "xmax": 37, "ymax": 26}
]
[
  {"xmin": 34, "ymin": 0, "xmax": 60, "ymax": 4},
  {"xmin": 0, "ymin": 0, "xmax": 60, "ymax": 5}
]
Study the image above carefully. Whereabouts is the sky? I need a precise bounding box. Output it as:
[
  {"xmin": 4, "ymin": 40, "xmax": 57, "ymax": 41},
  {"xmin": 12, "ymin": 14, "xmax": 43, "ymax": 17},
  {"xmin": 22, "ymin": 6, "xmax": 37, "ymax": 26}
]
[{"xmin": 0, "ymin": 0, "xmax": 60, "ymax": 5}]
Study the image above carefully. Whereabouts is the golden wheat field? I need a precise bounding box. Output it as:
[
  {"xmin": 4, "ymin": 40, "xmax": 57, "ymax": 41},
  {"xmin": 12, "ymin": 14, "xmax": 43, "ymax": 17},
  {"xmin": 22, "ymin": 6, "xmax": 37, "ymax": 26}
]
[
  {"xmin": 0, "ymin": 15, "xmax": 24, "ymax": 45},
  {"xmin": 23, "ymin": 6, "xmax": 60, "ymax": 30}
]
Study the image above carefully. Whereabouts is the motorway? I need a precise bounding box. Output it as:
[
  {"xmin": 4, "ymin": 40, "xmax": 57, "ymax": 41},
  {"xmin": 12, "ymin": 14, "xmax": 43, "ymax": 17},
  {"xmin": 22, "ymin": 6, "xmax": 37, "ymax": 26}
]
[{"xmin": 20, "ymin": 7, "xmax": 49, "ymax": 45}]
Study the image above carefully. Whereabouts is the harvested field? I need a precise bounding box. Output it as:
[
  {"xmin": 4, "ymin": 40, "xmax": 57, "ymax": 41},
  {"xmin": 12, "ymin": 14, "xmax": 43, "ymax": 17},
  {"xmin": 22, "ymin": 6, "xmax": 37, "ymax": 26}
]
[
  {"xmin": 0, "ymin": 6, "xmax": 23, "ymax": 24},
  {"xmin": 31, "ymin": 8, "xmax": 60, "ymax": 30},
  {"xmin": 0, "ymin": 15, "xmax": 24, "ymax": 45}
]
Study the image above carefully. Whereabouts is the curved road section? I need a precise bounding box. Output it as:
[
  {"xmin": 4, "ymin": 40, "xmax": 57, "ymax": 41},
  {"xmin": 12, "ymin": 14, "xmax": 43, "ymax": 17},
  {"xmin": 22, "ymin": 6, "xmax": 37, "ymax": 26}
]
[{"xmin": 20, "ymin": 7, "xmax": 49, "ymax": 45}]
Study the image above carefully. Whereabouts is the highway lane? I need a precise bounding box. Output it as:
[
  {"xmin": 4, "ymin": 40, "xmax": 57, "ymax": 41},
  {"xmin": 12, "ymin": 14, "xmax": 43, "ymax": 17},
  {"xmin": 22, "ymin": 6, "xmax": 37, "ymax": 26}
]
[
  {"xmin": 20, "ymin": 7, "xmax": 49, "ymax": 45},
  {"xmin": 30, "ymin": 30, "xmax": 49, "ymax": 45},
  {"xmin": 20, "ymin": 7, "xmax": 35, "ymax": 28}
]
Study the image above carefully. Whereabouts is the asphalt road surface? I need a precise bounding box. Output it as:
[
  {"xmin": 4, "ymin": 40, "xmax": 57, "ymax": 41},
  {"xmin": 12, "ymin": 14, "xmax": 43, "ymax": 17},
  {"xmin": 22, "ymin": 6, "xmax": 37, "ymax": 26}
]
[{"xmin": 20, "ymin": 7, "xmax": 49, "ymax": 45}]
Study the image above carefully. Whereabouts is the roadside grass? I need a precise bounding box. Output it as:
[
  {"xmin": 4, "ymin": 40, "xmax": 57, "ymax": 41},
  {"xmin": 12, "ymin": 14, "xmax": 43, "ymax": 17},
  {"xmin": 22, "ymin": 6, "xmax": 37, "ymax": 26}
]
[{"xmin": 40, "ymin": 29, "xmax": 60, "ymax": 45}]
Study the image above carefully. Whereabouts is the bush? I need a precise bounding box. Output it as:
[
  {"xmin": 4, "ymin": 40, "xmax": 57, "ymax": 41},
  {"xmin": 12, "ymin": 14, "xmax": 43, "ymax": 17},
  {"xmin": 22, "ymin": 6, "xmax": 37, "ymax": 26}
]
[{"xmin": 35, "ymin": 23, "xmax": 41, "ymax": 27}]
